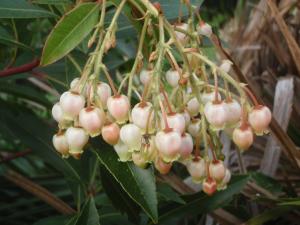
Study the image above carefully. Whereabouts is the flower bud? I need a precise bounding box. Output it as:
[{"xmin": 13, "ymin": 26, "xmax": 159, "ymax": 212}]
[
  {"xmin": 179, "ymin": 133, "xmax": 193, "ymax": 160},
  {"xmin": 114, "ymin": 140, "xmax": 131, "ymax": 162},
  {"xmin": 155, "ymin": 130, "xmax": 182, "ymax": 162},
  {"xmin": 166, "ymin": 69, "xmax": 180, "ymax": 87},
  {"xmin": 161, "ymin": 113, "xmax": 186, "ymax": 134},
  {"xmin": 131, "ymin": 102, "xmax": 153, "ymax": 133},
  {"xmin": 203, "ymin": 178, "xmax": 217, "ymax": 195},
  {"xmin": 60, "ymin": 91, "xmax": 85, "ymax": 120},
  {"xmin": 187, "ymin": 158, "xmax": 206, "ymax": 182},
  {"xmin": 174, "ymin": 23, "xmax": 188, "ymax": 42},
  {"xmin": 96, "ymin": 82, "xmax": 112, "ymax": 109},
  {"xmin": 201, "ymin": 91, "xmax": 221, "ymax": 105},
  {"xmin": 52, "ymin": 132, "xmax": 69, "ymax": 158},
  {"xmin": 233, "ymin": 125, "xmax": 254, "ymax": 150},
  {"xmin": 132, "ymin": 151, "xmax": 148, "ymax": 168},
  {"xmin": 209, "ymin": 160, "xmax": 226, "ymax": 182},
  {"xmin": 140, "ymin": 69, "xmax": 152, "ymax": 85},
  {"xmin": 52, "ymin": 103, "xmax": 64, "ymax": 123},
  {"xmin": 204, "ymin": 102, "xmax": 228, "ymax": 130},
  {"xmin": 101, "ymin": 123, "xmax": 120, "ymax": 145},
  {"xmin": 187, "ymin": 97, "xmax": 200, "ymax": 116},
  {"xmin": 187, "ymin": 119, "xmax": 201, "ymax": 137},
  {"xmin": 225, "ymin": 99, "xmax": 242, "ymax": 125},
  {"xmin": 155, "ymin": 157, "xmax": 172, "ymax": 174},
  {"xmin": 120, "ymin": 124, "xmax": 142, "ymax": 151},
  {"xmin": 248, "ymin": 105, "xmax": 272, "ymax": 135},
  {"xmin": 197, "ymin": 22, "xmax": 212, "ymax": 37},
  {"xmin": 79, "ymin": 106, "xmax": 105, "ymax": 137},
  {"xmin": 65, "ymin": 126, "xmax": 89, "ymax": 154},
  {"xmin": 107, "ymin": 95, "xmax": 130, "ymax": 124},
  {"xmin": 220, "ymin": 60, "xmax": 233, "ymax": 73}
]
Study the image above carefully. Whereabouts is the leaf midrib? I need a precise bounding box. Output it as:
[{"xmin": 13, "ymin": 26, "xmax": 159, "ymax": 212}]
[{"xmin": 42, "ymin": 4, "xmax": 98, "ymax": 64}]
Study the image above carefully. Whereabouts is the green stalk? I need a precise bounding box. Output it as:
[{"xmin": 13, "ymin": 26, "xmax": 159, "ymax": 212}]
[
  {"xmin": 127, "ymin": 13, "xmax": 150, "ymax": 101},
  {"xmin": 94, "ymin": 0, "xmax": 127, "ymax": 76}
]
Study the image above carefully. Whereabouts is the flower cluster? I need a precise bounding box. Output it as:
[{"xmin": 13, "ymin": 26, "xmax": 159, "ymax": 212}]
[{"xmin": 51, "ymin": 1, "xmax": 271, "ymax": 195}]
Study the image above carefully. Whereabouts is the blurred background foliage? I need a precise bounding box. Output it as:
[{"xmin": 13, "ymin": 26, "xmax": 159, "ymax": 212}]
[{"xmin": 1, "ymin": 0, "xmax": 300, "ymax": 225}]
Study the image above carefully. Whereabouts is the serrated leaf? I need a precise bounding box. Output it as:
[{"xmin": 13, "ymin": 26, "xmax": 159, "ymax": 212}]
[
  {"xmin": 155, "ymin": 175, "xmax": 250, "ymax": 224},
  {"xmin": 32, "ymin": 0, "xmax": 71, "ymax": 5},
  {"xmin": 0, "ymin": 26, "xmax": 32, "ymax": 50},
  {"xmin": 68, "ymin": 198, "xmax": 100, "ymax": 225},
  {"xmin": 41, "ymin": 3, "xmax": 100, "ymax": 66},
  {"xmin": 0, "ymin": 0, "xmax": 55, "ymax": 18},
  {"xmin": 93, "ymin": 140, "xmax": 158, "ymax": 223},
  {"xmin": 100, "ymin": 165, "xmax": 141, "ymax": 223}
]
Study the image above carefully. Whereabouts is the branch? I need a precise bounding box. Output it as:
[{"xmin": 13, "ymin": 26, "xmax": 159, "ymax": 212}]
[
  {"xmin": 0, "ymin": 59, "xmax": 40, "ymax": 78},
  {"xmin": 0, "ymin": 149, "xmax": 32, "ymax": 163},
  {"xmin": 4, "ymin": 169, "xmax": 76, "ymax": 215}
]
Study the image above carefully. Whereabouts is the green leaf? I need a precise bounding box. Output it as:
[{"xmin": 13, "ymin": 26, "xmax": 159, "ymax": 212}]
[
  {"xmin": 0, "ymin": 101, "xmax": 84, "ymax": 188},
  {"xmin": 32, "ymin": 0, "xmax": 71, "ymax": 5},
  {"xmin": 93, "ymin": 140, "xmax": 158, "ymax": 223},
  {"xmin": 0, "ymin": 27, "xmax": 32, "ymax": 50},
  {"xmin": 41, "ymin": 3, "xmax": 100, "ymax": 66},
  {"xmin": 157, "ymin": 183, "xmax": 185, "ymax": 204},
  {"xmin": 70, "ymin": 198, "xmax": 100, "ymax": 225},
  {"xmin": 0, "ymin": 0, "xmax": 55, "ymax": 18},
  {"xmin": 100, "ymin": 165, "xmax": 141, "ymax": 223},
  {"xmin": 33, "ymin": 215, "xmax": 72, "ymax": 225},
  {"xmin": 251, "ymin": 172, "xmax": 283, "ymax": 194},
  {"xmin": 244, "ymin": 205, "xmax": 293, "ymax": 225},
  {"xmin": 156, "ymin": 175, "xmax": 250, "ymax": 224}
]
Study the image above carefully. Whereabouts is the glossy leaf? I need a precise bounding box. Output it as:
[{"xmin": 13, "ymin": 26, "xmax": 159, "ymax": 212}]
[
  {"xmin": 244, "ymin": 205, "xmax": 293, "ymax": 225},
  {"xmin": 93, "ymin": 140, "xmax": 158, "ymax": 223},
  {"xmin": 0, "ymin": 0, "xmax": 55, "ymax": 18},
  {"xmin": 156, "ymin": 175, "xmax": 250, "ymax": 224},
  {"xmin": 69, "ymin": 198, "xmax": 100, "ymax": 225},
  {"xmin": 0, "ymin": 26, "xmax": 32, "ymax": 50},
  {"xmin": 41, "ymin": 3, "xmax": 100, "ymax": 66},
  {"xmin": 100, "ymin": 165, "xmax": 141, "ymax": 223}
]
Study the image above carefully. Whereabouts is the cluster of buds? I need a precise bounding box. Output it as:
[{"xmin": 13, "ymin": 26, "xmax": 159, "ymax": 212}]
[{"xmin": 51, "ymin": 1, "xmax": 271, "ymax": 195}]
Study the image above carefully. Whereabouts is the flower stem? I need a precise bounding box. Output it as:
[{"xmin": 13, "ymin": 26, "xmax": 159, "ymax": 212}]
[{"xmin": 127, "ymin": 13, "xmax": 150, "ymax": 102}]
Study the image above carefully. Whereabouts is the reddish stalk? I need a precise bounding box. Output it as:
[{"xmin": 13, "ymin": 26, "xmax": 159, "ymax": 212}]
[
  {"xmin": 159, "ymin": 99, "xmax": 171, "ymax": 132},
  {"xmin": 240, "ymin": 104, "xmax": 249, "ymax": 130},
  {"xmin": 207, "ymin": 135, "xmax": 218, "ymax": 162},
  {"xmin": 194, "ymin": 135, "xmax": 201, "ymax": 160},
  {"xmin": 243, "ymin": 86, "xmax": 259, "ymax": 107},
  {"xmin": 145, "ymin": 109, "xmax": 153, "ymax": 134},
  {"xmin": 213, "ymin": 71, "xmax": 220, "ymax": 104},
  {"xmin": 160, "ymin": 84, "xmax": 174, "ymax": 114},
  {"xmin": 0, "ymin": 59, "xmax": 40, "ymax": 78},
  {"xmin": 140, "ymin": 78, "xmax": 151, "ymax": 107},
  {"xmin": 0, "ymin": 149, "xmax": 32, "ymax": 163},
  {"xmin": 103, "ymin": 70, "xmax": 118, "ymax": 96}
]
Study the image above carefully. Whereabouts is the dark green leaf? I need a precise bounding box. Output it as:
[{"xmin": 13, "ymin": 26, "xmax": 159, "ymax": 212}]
[
  {"xmin": 100, "ymin": 165, "xmax": 141, "ymax": 224},
  {"xmin": 0, "ymin": 26, "xmax": 32, "ymax": 50},
  {"xmin": 0, "ymin": 0, "xmax": 55, "ymax": 18},
  {"xmin": 41, "ymin": 3, "xmax": 100, "ymax": 66},
  {"xmin": 32, "ymin": 0, "xmax": 71, "ymax": 5},
  {"xmin": 156, "ymin": 175, "xmax": 250, "ymax": 224},
  {"xmin": 93, "ymin": 140, "xmax": 158, "ymax": 223},
  {"xmin": 70, "ymin": 197, "xmax": 100, "ymax": 225},
  {"xmin": 244, "ymin": 205, "xmax": 293, "ymax": 225},
  {"xmin": 157, "ymin": 183, "xmax": 185, "ymax": 204}
]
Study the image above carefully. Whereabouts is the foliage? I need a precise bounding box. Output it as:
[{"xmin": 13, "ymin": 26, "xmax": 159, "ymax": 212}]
[{"xmin": 0, "ymin": 1, "xmax": 299, "ymax": 225}]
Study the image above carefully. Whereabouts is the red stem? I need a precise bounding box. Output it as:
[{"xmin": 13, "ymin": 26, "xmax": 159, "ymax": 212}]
[
  {"xmin": 194, "ymin": 135, "xmax": 201, "ymax": 160},
  {"xmin": 0, "ymin": 149, "xmax": 32, "ymax": 163},
  {"xmin": 159, "ymin": 99, "xmax": 170, "ymax": 131},
  {"xmin": 244, "ymin": 86, "xmax": 259, "ymax": 106},
  {"xmin": 213, "ymin": 71, "xmax": 220, "ymax": 104},
  {"xmin": 208, "ymin": 135, "xmax": 217, "ymax": 162},
  {"xmin": 0, "ymin": 59, "xmax": 40, "ymax": 78},
  {"xmin": 160, "ymin": 84, "xmax": 174, "ymax": 114},
  {"xmin": 104, "ymin": 70, "xmax": 118, "ymax": 96}
]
